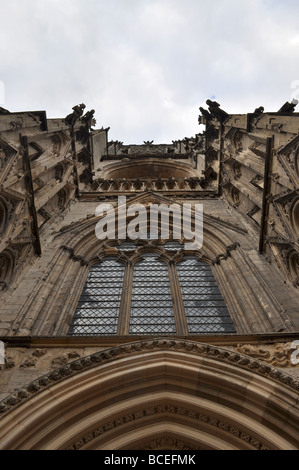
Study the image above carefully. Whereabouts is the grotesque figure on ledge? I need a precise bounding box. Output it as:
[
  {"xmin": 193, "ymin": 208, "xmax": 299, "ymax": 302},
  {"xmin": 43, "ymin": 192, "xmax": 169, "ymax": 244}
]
[{"xmin": 65, "ymin": 103, "xmax": 86, "ymax": 127}]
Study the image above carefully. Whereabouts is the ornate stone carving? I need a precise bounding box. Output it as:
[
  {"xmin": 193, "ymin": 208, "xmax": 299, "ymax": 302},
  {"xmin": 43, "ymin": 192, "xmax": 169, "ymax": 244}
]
[
  {"xmin": 64, "ymin": 104, "xmax": 86, "ymax": 127},
  {"xmin": 206, "ymin": 99, "xmax": 229, "ymax": 122},
  {"xmin": 4, "ymin": 355, "xmax": 15, "ymax": 369},
  {"xmin": 211, "ymin": 242, "xmax": 240, "ymax": 265},
  {"xmin": 132, "ymin": 437, "xmax": 201, "ymax": 450},
  {"xmin": 0, "ymin": 339, "xmax": 297, "ymax": 419},
  {"xmin": 93, "ymin": 177, "xmax": 206, "ymax": 194},
  {"xmin": 61, "ymin": 245, "xmax": 89, "ymax": 266},
  {"xmin": 81, "ymin": 109, "xmax": 96, "ymax": 130},
  {"xmin": 236, "ymin": 343, "xmax": 295, "ymax": 368},
  {"xmin": 20, "ymin": 349, "xmax": 47, "ymax": 368},
  {"xmin": 199, "ymin": 106, "xmax": 211, "ymax": 122},
  {"xmin": 253, "ymin": 106, "xmax": 264, "ymax": 115},
  {"xmin": 51, "ymin": 352, "xmax": 81, "ymax": 369},
  {"xmin": 66, "ymin": 402, "xmax": 269, "ymax": 451}
]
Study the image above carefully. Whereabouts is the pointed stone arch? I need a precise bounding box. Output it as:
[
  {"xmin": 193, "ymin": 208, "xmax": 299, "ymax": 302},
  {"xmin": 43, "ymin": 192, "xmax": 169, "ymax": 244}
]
[{"xmin": 0, "ymin": 339, "xmax": 298, "ymax": 450}]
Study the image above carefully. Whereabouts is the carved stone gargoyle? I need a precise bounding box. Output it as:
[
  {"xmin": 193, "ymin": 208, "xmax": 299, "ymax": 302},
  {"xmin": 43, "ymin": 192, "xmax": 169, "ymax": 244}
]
[
  {"xmin": 65, "ymin": 103, "xmax": 86, "ymax": 127},
  {"xmin": 81, "ymin": 109, "xmax": 96, "ymax": 130},
  {"xmin": 253, "ymin": 106, "xmax": 264, "ymax": 115},
  {"xmin": 78, "ymin": 109, "xmax": 96, "ymax": 144},
  {"xmin": 206, "ymin": 99, "xmax": 229, "ymax": 122},
  {"xmin": 199, "ymin": 106, "xmax": 211, "ymax": 120}
]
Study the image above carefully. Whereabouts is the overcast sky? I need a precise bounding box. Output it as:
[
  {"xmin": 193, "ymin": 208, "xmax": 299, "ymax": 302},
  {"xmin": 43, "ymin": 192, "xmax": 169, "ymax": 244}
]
[{"xmin": 1, "ymin": 0, "xmax": 299, "ymax": 143}]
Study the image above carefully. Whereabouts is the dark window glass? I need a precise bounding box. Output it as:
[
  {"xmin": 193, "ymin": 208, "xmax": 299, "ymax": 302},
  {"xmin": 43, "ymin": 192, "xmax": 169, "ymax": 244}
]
[
  {"xmin": 69, "ymin": 250, "xmax": 235, "ymax": 336},
  {"xmin": 176, "ymin": 257, "xmax": 236, "ymax": 334},
  {"xmin": 68, "ymin": 257, "xmax": 125, "ymax": 336},
  {"xmin": 129, "ymin": 253, "xmax": 176, "ymax": 335}
]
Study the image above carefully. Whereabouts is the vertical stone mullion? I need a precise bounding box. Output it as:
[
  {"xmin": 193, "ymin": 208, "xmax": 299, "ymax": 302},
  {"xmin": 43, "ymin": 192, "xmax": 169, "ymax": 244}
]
[
  {"xmin": 117, "ymin": 260, "xmax": 134, "ymax": 335},
  {"xmin": 168, "ymin": 260, "xmax": 188, "ymax": 335}
]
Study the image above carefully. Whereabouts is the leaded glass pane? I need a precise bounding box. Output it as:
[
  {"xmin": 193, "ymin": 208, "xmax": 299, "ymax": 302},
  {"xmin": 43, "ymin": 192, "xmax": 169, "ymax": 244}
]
[
  {"xmin": 177, "ymin": 257, "xmax": 236, "ymax": 334},
  {"xmin": 68, "ymin": 257, "xmax": 125, "ymax": 336},
  {"xmin": 129, "ymin": 253, "xmax": 176, "ymax": 335},
  {"xmin": 163, "ymin": 241, "xmax": 183, "ymax": 252},
  {"xmin": 118, "ymin": 241, "xmax": 137, "ymax": 252}
]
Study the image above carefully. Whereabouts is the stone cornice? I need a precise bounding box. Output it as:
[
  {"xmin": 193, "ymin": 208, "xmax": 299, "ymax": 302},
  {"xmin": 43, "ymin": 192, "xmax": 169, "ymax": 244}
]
[{"xmin": 1, "ymin": 331, "xmax": 299, "ymax": 347}]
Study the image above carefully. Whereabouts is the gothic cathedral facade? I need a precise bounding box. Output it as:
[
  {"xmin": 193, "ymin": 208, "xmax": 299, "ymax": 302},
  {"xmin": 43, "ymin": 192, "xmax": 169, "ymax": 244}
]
[{"xmin": 0, "ymin": 100, "xmax": 298, "ymax": 450}]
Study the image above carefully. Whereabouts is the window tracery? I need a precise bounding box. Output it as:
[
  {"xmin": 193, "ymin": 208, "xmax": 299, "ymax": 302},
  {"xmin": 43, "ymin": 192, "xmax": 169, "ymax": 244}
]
[{"xmin": 68, "ymin": 239, "xmax": 236, "ymax": 336}]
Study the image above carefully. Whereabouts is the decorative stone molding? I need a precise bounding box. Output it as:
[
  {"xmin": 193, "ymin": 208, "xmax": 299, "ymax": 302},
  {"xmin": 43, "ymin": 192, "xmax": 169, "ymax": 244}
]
[
  {"xmin": 4, "ymin": 356, "xmax": 15, "ymax": 369},
  {"xmin": 132, "ymin": 437, "xmax": 202, "ymax": 451},
  {"xmin": 66, "ymin": 402, "xmax": 269, "ymax": 451},
  {"xmin": 93, "ymin": 177, "xmax": 207, "ymax": 194},
  {"xmin": 236, "ymin": 343, "xmax": 297, "ymax": 368},
  {"xmin": 0, "ymin": 338, "xmax": 298, "ymax": 417},
  {"xmin": 61, "ymin": 245, "xmax": 89, "ymax": 266},
  {"xmin": 211, "ymin": 243, "xmax": 240, "ymax": 265},
  {"xmin": 20, "ymin": 349, "xmax": 47, "ymax": 368},
  {"xmin": 51, "ymin": 351, "xmax": 81, "ymax": 369}
]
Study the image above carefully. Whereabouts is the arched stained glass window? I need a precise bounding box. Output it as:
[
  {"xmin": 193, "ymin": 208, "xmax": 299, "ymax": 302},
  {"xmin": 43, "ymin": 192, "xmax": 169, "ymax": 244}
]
[
  {"xmin": 129, "ymin": 253, "xmax": 176, "ymax": 335},
  {"xmin": 68, "ymin": 257, "xmax": 125, "ymax": 336},
  {"xmin": 176, "ymin": 257, "xmax": 236, "ymax": 334},
  {"xmin": 68, "ymin": 242, "xmax": 236, "ymax": 337}
]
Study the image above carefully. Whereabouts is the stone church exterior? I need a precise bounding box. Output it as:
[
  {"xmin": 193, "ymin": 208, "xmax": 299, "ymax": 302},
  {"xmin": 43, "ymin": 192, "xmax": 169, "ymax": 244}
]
[{"xmin": 0, "ymin": 100, "xmax": 298, "ymax": 450}]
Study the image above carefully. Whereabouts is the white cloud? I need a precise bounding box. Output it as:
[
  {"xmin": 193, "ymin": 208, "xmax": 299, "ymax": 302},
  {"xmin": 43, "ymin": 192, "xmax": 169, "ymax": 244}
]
[{"xmin": 1, "ymin": 0, "xmax": 299, "ymax": 143}]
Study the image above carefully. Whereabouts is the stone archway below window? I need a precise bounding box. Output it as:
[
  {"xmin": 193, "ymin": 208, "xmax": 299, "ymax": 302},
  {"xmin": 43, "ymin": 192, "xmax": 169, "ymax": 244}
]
[{"xmin": 0, "ymin": 339, "xmax": 298, "ymax": 450}]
